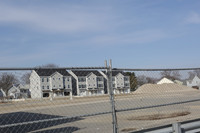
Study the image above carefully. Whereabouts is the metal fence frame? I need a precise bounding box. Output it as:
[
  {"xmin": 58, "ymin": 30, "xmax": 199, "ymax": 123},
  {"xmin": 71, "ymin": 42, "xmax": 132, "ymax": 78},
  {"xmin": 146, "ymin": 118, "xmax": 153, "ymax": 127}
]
[
  {"xmin": 0, "ymin": 63, "xmax": 119, "ymax": 133},
  {"xmin": 1, "ymin": 62, "xmax": 200, "ymax": 133},
  {"xmin": 133, "ymin": 118, "xmax": 200, "ymax": 133}
]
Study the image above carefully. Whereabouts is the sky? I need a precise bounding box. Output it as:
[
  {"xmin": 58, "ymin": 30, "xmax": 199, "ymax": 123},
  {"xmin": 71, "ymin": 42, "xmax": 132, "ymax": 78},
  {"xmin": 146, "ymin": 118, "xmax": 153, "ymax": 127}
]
[{"xmin": 0, "ymin": 0, "xmax": 200, "ymax": 68}]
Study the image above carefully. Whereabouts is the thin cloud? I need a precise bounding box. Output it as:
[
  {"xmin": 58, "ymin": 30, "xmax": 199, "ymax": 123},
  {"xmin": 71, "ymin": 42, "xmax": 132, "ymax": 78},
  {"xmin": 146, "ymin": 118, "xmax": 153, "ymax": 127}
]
[
  {"xmin": 89, "ymin": 29, "xmax": 167, "ymax": 45},
  {"xmin": 185, "ymin": 12, "xmax": 200, "ymax": 24},
  {"xmin": 0, "ymin": 3, "xmax": 114, "ymax": 33}
]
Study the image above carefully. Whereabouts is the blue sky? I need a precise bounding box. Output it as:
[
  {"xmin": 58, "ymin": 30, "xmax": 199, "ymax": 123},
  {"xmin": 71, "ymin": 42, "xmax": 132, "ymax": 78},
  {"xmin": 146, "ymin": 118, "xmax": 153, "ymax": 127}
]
[{"xmin": 0, "ymin": 0, "xmax": 200, "ymax": 68}]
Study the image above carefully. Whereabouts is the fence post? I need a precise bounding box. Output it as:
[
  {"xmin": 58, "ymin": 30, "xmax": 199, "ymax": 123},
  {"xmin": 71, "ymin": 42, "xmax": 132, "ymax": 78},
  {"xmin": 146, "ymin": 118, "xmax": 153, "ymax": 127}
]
[
  {"xmin": 70, "ymin": 90, "xmax": 73, "ymax": 100},
  {"xmin": 173, "ymin": 122, "xmax": 182, "ymax": 133},
  {"xmin": 107, "ymin": 60, "xmax": 118, "ymax": 133}
]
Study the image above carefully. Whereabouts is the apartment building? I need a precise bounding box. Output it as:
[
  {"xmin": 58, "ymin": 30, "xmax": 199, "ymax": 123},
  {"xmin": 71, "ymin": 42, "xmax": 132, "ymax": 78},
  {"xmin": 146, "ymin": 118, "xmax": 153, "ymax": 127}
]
[
  {"xmin": 29, "ymin": 69, "xmax": 72, "ymax": 98},
  {"xmin": 69, "ymin": 70, "xmax": 105, "ymax": 96},
  {"xmin": 100, "ymin": 71, "xmax": 130, "ymax": 94}
]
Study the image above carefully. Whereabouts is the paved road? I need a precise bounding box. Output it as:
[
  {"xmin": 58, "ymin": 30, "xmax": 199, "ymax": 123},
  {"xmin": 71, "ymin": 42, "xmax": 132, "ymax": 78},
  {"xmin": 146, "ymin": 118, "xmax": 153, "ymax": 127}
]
[{"xmin": 1, "ymin": 91, "xmax": 200, "ymax": 133}]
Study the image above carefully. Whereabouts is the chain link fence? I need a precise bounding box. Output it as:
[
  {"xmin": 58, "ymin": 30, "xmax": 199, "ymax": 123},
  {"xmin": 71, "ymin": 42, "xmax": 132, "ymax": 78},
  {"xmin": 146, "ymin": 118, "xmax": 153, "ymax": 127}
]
[
  {"xmin": 1, "ymin": 65, "xmax": 200, "ymax": 132},
  {"xmin": 114, "ymin": 68, "xmax": 200, "ymax": 132}
]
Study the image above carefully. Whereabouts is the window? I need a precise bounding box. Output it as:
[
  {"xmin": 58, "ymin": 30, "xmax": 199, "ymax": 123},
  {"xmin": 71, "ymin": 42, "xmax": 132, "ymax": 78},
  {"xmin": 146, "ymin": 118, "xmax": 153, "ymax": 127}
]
[
  {"xmin": 113, "ymin": 84, "xmax": 115, "ymax": 87},
  {"xmin": 42, "ymin": 86, "xmax": 44, "ymax": 89},
  {"xmin": 82, "ymin": 85, "xmax": 86, "ymax": 88},
  {"xmin": 112, "ymin": 78, "xmax": 115, "ymax": 81},
  {"xmin": 67, "ymin": 78, "xmax": 70, "ymax": 81},
  {"xmin": 47, "ymin": 86, "xmax": 49, "ymax": 89},
  {"xmin": 78, "ymin": 77, "xmax": 86, "ymax": 82},
  {"xmin": 98, "ymin": 84, "xmax": 103, "ymax": 87},
  {"xmin": 124, "ymin": 77, "xmax": 129, "ymax": 81},
  {"xmin": 125, "ymin": 83, "xmax": 129, "ymax": 87},
  {"xmin": 42, "ymin": 78, "xmax": 44, "ymax": 82},
  {"xmin": 59, "ymin": 85, "xmax": 61, "ymax": 87},
  {"xmin": 53, "ymin": 78, "xmax": 55, "ymax": 80},
  {"xmin": 98, "ymin": 77, "xmax": 103, "ymax": 81},
  {"xmin": 53, "ymin": 85, "xmax": 55, "ymax": 87},
  {"xmin": 59, "ymin": 78, "xmax": 60, "ymax": 80},
  {"xmin": 47, "ymin": 78, "xmax": 49, "ymax": 82},
  {"xmin": 79, "ymin": 84, "xmax": 86, "ymax": 88},
  {"xmin": 68, "ymin": 85, "xmax": 70, "ymax": 88}
]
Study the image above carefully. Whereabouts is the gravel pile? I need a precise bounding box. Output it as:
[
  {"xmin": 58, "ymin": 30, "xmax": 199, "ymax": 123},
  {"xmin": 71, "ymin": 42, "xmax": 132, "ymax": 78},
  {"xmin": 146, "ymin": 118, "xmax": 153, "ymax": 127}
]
[{"xmin": 135, "ymin": 83, "xmax": 196, "ymax": 94}]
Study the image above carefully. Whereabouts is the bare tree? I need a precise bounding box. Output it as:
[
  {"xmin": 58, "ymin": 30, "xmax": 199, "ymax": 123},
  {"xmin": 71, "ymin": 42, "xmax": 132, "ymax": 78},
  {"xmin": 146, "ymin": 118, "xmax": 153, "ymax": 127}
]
[
  {"xmin": 137, "ymin": 75, "xmax": 148, "ymax": 86},
  {"xmin": 0, "ymin": 73, "xmax": 19, "ymax": 94},
  {"xmin": 160, "ymin": 70, "xmax": 181, "ymax": 80},
  {"xmin": 146, "ymin": 77, "xmax": 158, "ymax": 84},
  {"xmin": 188, "ymin": 69, "xmax": 200, "ymax": 79},
  {"xmin": 137, "ymin": 75, "xmax": 158, "ymax": 86},
  {"xmin": 160, "ymin": 71, "xmax": 172, "ymax": 79},
  {"xmin": 172, "ymin": 71, "xmax": 181, "ymax": 80},
  {"xmin": 21, "ymin": 72, "xmax": 31, "ymax": 84}
]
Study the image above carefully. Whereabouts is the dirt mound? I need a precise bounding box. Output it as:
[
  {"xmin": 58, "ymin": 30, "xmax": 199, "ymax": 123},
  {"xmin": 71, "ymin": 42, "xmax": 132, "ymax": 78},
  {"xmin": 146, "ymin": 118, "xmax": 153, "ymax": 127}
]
[{"xmin": 135, "ymin": 83, "xmax": 196, "ymax": 93}]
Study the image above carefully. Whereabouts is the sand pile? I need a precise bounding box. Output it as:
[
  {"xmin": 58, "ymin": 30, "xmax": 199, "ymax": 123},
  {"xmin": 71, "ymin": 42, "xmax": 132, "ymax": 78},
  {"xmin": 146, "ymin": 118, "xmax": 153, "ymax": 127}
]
[{"xmin": 135, "ymin": 83, "xmax": 197, "ymax": 94}]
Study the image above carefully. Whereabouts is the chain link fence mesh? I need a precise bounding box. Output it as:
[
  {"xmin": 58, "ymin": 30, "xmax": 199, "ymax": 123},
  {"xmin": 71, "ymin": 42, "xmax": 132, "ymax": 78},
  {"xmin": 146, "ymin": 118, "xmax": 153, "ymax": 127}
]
[
  {"xmin": 114, "ymin": 69, "xmax": 200, "ymax": 132},
  {"xmin": 0, "ymin": 67, "xmax": 200, "ymax": 132},
  {"xmin": 0, "ymin": 68, "xmax": 112, "ymax": 133}
]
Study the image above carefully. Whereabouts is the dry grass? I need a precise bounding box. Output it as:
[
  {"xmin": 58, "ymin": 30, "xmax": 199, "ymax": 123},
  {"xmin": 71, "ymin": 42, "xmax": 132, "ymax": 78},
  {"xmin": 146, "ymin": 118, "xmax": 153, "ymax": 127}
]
[{"xmin": 128, "ymin": 111, "xmax": 190, "ymax": 120}]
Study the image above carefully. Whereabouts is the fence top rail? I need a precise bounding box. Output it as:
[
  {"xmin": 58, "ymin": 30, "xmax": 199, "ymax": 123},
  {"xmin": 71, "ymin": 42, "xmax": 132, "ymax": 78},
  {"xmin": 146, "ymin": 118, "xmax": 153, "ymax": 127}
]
[
  {"xmin": 0, "ymin": 67, "xmax": 108, "ymax": 71},
  {"xmin": 113, "ymin": 67, "xmax": 200, "ymax": 71},
  {"xmin": 0, "ymin": 67, "xmax": 200, "ymax": 71}
]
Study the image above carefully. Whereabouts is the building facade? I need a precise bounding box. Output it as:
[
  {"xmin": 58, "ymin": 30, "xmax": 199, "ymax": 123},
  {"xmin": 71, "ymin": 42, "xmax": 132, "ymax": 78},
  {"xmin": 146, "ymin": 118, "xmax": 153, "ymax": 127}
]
[
  {"xmin": 30, "ymin": 69, "xmax": 72, "ymax": 99},
  {"xmin": 100, "ymin": 71, "xmax": 130, "ymax": 94},
  {"xmin": 69, "ymin": 70, "xmax": 105, "ymax": 96}
]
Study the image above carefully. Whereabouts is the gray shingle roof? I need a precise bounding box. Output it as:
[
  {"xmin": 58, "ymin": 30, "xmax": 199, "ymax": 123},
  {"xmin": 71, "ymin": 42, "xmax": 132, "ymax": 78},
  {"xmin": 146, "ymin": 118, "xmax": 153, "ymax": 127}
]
[
  {"xmin": 35, "ymin": 69, "xmax": 71, "ymax": 76},
  {"xmin": 102, "ymin": 71, "xmax": 126, "ymax": 76},
  {"xmin": 71, "ymin": 70, "xmax": 102, "ymax": 76}
]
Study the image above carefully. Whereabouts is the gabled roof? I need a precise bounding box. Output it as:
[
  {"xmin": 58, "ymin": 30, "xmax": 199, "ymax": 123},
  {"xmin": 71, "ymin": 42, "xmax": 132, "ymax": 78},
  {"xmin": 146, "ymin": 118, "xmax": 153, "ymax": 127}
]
[
  {"xmin": 187, "ymin": 75, "xmax": 200, "ymax": 81},
  {"xmin": 102, "ymin": 71, "xmax": 126, "ymax": 76},
  {"xmin": 71, "ymin": 70, "xmax": 102, "ymax": 76},
  {"xmin": 34, "ymin": 69, "xmax": 71, "ymax": 76},
  {"xmin": 157, "ymin": 77, "xmax": 174, "ymax": 84},
  {"xmin": 186, "ymin": 75, "xmax": 200, "ymax": 84},
  {"xmin": 7, "ymin": 84, "xmax": 19, "ymax": 90},
  {"xmin": 193, "ymin": 75, "xmax": 200, "ymax": 80}
]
